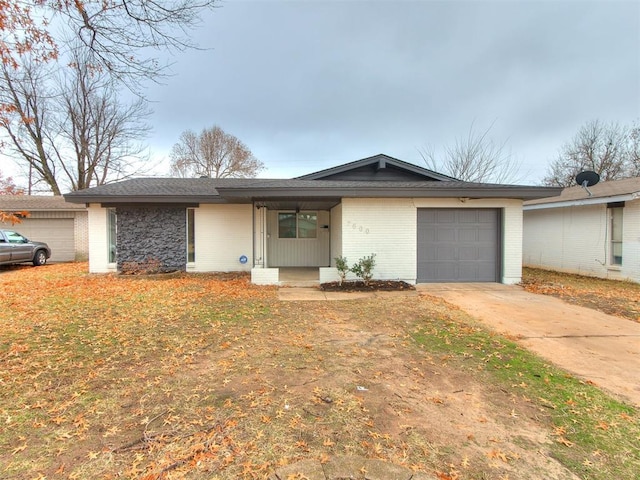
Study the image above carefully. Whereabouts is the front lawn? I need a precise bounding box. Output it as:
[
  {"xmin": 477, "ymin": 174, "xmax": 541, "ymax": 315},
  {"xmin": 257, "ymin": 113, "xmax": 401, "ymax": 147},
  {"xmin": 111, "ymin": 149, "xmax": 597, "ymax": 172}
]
[
  {"xmin": 522, "ymin": 267, "xmax": 640, "ymax": 322},
  {"xmin": 1, "ymin": 264, "xmax": 637, "ymax": 479}
]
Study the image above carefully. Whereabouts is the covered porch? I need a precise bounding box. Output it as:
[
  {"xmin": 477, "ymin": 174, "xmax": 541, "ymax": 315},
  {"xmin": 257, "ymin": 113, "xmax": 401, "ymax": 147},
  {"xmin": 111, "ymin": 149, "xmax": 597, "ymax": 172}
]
[{"xmin": 250, "ymin": 197, "xmax": 342, "ymax": 285}]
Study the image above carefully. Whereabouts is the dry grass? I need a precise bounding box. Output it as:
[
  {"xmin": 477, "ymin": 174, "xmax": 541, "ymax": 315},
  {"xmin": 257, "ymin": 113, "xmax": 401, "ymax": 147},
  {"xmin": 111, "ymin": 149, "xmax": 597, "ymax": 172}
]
[
  {"xmin": 522, "ymin": 267, "xmax": 640, "ymax": 322},
  {"xmin": 1, "ymin": 263, "xmax": 638, "ymax": 480}
]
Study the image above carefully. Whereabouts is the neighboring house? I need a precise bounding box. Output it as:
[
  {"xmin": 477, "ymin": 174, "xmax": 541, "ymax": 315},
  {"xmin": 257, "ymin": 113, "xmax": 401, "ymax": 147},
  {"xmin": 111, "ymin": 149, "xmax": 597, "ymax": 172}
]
[
  {"xmin": 63, "ymin": 154, "xmax": 559, "ymax": 284},
  {"xmin": 523, "ymin": 177, "xmax": 640, "ymax": 283},
  {"xmin": 0, "ymin": 195, "xmax": 88, "ymax": 262}
]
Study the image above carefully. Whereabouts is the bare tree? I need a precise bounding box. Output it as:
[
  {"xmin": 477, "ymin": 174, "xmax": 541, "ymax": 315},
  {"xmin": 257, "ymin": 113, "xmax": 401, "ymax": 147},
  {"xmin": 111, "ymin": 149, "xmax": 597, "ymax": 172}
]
[
  {"xmin": 0, "ymin": 54, "xmax": 151, "ymax": 193},
  {"xmin": 55, "ymin": 53, "xmax": 151, "ymax": 191},
  {"xmin": 419, "ymin": 122, "xmax": 523, "ymax": 183},
  {"xmin": 170, "ymin": 126, "xmax": 264, "ymax": 178},
  {"xmin": 543, "ymin": 120, "xmax": 638, "ymax": 187},
  {"xmin": 0, "ymin": 60, "xmax": 61, "ymax": 194},
  {"xmin": 627, "ymin": 122, "xmax": 640, "ymax": 177},
  {"xmin": 1, "ymin": 1, "xmax": 218, "ymax": 92}
]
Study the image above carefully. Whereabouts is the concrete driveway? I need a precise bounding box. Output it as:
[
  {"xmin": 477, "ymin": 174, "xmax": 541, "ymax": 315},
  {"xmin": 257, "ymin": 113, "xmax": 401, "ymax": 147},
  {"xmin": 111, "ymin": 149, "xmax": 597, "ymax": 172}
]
[{"xmin": 416, "ymin": 283, "xmax": 640, "ymax": 407}]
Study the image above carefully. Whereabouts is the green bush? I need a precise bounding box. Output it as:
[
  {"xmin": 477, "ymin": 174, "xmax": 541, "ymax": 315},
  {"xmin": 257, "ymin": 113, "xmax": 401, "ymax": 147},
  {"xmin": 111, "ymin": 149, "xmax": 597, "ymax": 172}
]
[
  {"xmin": 334, "ymin": 256, "xmax": 349, "ymax": 285},
  {"xmin": 350, "ymin": 253, "xmax": 376, "ymax": 285}
]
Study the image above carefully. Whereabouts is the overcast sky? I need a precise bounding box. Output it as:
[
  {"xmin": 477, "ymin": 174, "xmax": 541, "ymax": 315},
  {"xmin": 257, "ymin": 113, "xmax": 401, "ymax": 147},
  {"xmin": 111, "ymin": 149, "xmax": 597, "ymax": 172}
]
[{"xmin": 6, "ymin": 0, "xmax": 640, "ymax": 186}]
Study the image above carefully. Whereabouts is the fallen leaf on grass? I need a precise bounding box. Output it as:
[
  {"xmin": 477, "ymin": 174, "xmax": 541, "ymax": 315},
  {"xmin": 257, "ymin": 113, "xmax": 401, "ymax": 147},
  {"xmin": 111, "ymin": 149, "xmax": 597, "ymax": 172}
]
[
  {"xmin": 11, "ymin": 443, "xmax": 27, "ymax": 454},
  {"xmin": 556, "ymin": 437, "xmax": 574, "ymax": 447},
  {"xmin": 487, "ymin": 448, "xmax": 509, "ymax": 463}
]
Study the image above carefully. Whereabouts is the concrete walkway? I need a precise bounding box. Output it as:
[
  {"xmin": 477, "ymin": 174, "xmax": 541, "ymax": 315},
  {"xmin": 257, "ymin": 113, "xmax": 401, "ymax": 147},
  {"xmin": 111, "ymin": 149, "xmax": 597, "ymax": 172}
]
[
  {"xmin": 417, "ymin": 283, "xmax": 640, "ymax": 407},
  {"xmin": 278, "ymin": 287, "xmax": 419, "ymax": 301}
]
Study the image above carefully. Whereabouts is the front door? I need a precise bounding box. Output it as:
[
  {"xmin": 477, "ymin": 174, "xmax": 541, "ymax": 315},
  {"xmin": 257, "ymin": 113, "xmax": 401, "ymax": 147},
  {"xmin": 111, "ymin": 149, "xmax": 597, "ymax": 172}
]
[{"xmin": 267, "ymin": 210, "xmax": 331, "ymax": 267}]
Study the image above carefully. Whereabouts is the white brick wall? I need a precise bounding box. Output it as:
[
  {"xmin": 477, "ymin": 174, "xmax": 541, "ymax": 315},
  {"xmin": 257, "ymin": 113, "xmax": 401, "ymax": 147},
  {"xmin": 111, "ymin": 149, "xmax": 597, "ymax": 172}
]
[
  {"xmin": 624, "ymin": 200, "xmax": 640, "ymax": 283},
  {"xmin": 74, "ymin": 211, "xmax": 89, "ymax": 261},
  {"xmin": 501, "ymin": 201, "xmax": 523, "ymax": 284},
  {"xmin": 84, "ymin": 198, "xmax": 529, "ymax": 283},
  {"xmin": 341, "ymin": 198, "xmax": 416, "ymax": 282},
  {"xmin": 523, "ymin": 200, "xmax": 640, "ymax": 283},
  {"xmin": 340, "ymin": 198, "xmax": 523, "ymax": 284},
  {"xmin": 190, "ymin": 204, "xmax": 253, "ymax": 272}
]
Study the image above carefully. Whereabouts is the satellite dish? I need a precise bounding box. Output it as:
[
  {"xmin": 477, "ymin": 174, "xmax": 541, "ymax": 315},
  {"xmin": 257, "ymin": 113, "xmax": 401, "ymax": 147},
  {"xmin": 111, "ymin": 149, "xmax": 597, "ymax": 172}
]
[
  {"xmin": 575, "ymin": 171, "xmax": 600, "ymax": 197},
  {"xmin": 576, "ymin": 171, "xmax": 600, "ymax": 187}
]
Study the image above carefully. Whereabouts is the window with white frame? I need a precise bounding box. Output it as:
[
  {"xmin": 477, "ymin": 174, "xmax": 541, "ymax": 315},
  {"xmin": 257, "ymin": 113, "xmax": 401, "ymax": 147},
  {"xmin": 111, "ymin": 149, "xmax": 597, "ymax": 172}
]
[
  {"xmin": 107, "ymin": 208, "xmax": 117, "ymax": 263},
  {"xmin": 187, "ymin": 208, "xmax": 195, "ymax": 263},
  {"xmin": 278, "ymin": 212, "xmax": 317, "ymax": 239},
  {"xmin": 608, "ymin": 204, "xmax": 623, "ymax": 266}
]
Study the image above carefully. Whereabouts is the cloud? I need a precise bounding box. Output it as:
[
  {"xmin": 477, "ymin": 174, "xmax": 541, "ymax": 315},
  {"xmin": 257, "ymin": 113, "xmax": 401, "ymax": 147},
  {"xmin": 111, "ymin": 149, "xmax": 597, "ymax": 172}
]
[{"xmin": 144, "ymin": 0, "xmax": 640, "ymax": 182}]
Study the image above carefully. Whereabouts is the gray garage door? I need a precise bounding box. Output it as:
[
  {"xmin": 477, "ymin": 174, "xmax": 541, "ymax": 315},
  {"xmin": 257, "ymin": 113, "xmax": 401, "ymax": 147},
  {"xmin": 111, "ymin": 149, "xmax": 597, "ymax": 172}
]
[
  {"xmin": 417, "ymin": 208, "xmax": 500, "ymax": 282},
  {"xmin": 12, "ymin": 218, "xmax": 75, "ymax": 262}
]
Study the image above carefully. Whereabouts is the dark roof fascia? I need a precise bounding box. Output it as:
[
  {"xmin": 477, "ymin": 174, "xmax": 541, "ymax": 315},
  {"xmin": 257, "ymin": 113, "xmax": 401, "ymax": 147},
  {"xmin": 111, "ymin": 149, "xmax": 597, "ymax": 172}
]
[
  {"xmin": 100, "ymin": 202, "xmax": 201, "ymax": 208},
  {"xmin": 217, "ymin": 185, "xmax": 563, "ymax": 201},
  {"xmin": 64, "ymin": 194, "xmax": 227, "ymax": 204},
  {"xmin": 296, "ymin": 154, "xmax": 458, "ymax": 181}
]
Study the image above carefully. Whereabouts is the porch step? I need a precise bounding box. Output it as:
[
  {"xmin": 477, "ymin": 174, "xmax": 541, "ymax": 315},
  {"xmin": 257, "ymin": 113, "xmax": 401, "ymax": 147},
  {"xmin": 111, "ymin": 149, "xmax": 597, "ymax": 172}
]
[{"xmin": 279, "ymin": 280, "xmax": 320, "ymax": 288}]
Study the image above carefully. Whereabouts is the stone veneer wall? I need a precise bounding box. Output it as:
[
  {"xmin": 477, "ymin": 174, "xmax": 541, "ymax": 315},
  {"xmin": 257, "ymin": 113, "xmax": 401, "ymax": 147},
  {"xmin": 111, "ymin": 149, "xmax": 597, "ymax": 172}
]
[{"xmin": 116, "ymin": 206, "xmax": 187, "ymax": 272}]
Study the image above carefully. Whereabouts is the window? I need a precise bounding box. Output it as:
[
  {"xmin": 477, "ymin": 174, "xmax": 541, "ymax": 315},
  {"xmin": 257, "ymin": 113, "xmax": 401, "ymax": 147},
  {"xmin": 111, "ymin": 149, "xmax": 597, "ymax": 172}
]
[
  {"xmin": 107, "ymin": 208, "xmax": 117, "ymax": 263},
  {"xmin": 278, "ymin": 213, "xmax": 297, "ymax": 238},
  {"xmin": 609, "ymin": 206, "xmax": 623, "ymax": 265},
  {"xmin": 6, "ymin": 231, "xmax": 26, "ymax": 243},
  {"xmin": 278, "ymin": 212, "xmax": 317, "ymax": 239},
  {"xmin": 187, "ymin": 208, "xmax": 195, "ymax": 262}
]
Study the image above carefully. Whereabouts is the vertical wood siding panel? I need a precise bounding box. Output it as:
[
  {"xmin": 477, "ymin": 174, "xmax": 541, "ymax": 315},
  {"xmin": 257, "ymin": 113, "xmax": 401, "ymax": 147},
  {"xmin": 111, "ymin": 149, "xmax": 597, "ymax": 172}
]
[{"xmin": 267, "ymin": 210, "xmax": 331, "ymax": 267}]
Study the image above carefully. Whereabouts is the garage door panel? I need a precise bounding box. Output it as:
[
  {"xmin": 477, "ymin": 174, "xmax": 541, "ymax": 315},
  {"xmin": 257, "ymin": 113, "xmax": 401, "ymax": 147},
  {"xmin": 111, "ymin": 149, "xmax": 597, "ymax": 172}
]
[
  {"xmin": 430, "ymin": 264, "xmax": 457, "ymax": 281},
  {"xmin": 477, "ymin": 246, "xmax": 495, "ymax": 260},
  {"xmin": 436, "ymin": 228, "xmax": 456, "ymax": 242},
  {"xmin": 459, "ymin": 227, "xmax": 478, "ymax": 242},
  {"xmin": 478, "ymin": 228, "xmax": 496, "ymax": 242},
  {"xmin": 458, "ymin": 246, "xmax": 478, "ymax": 261},
  {"xmin": 417, "ymin": 208, "xmax": 500, "ymax": 283},
  {"xmin": 459, "ymin": 210, "xmax": 479, "ymax": 223},
  {"xmin": 436, "ymin": 210, "xmax": 456, "ymax": 223},
  {"xmin": 436, "ymin": 245, "xmax": 455, "ymax": 261},
  {"xmin": 478, "ymin": 210, "xmax": 496, "ymax": 222},
  {"xmin": 478, "ymin": 263, "xmax": 497, "ymax": 278},
  {"xmin": 13, "ymin": 218, "xmax": 75, "ymax": 262},
  {"xmin": 458, "ymin": 264, "xmax": 478, "ymax": 279}
]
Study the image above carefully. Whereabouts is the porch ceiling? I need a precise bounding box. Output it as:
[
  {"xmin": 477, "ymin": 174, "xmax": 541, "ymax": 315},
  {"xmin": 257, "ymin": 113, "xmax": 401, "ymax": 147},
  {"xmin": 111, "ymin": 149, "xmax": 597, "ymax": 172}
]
[{"xmin": 254, "ymin": 197, "xmax": 341, "ymax": 211}]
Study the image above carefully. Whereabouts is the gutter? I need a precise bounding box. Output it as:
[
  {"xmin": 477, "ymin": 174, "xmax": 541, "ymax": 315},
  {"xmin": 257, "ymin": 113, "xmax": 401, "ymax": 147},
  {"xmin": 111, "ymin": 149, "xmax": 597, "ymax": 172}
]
[{"xmin": 524, "ymin": 192, "xmax": 640, "ymax": 211}]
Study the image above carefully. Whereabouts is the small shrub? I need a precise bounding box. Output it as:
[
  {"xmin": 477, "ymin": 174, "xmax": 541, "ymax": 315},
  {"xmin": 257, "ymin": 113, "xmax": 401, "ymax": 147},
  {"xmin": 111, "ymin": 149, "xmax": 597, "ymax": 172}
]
[
  {"xmin": 335, "ymin": 256, "xmax": 349, "ymax": 285},
  {"xmin": 350, "ymin": 253, "xmax": 376, "ymax": 285}
]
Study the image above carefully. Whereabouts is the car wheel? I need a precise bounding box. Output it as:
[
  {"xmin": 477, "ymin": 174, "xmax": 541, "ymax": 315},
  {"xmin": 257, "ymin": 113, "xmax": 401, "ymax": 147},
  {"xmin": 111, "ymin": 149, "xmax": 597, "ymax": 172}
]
[{"xmin": 33, "ymin": 250, "xmax": 48, "ymax": 266}]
